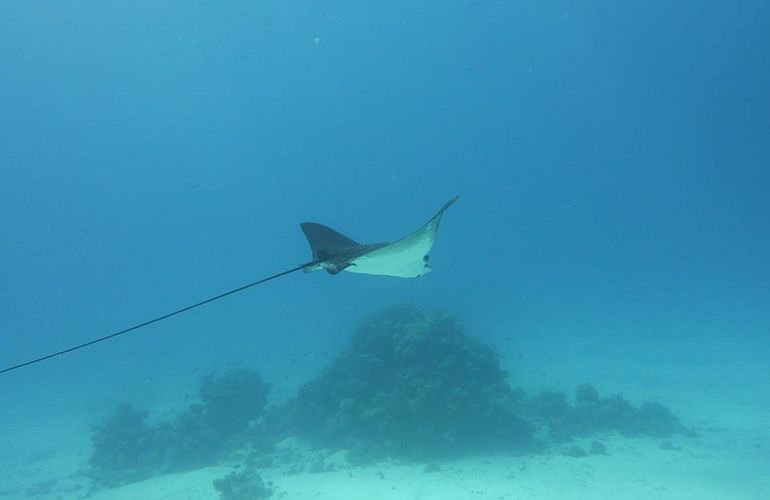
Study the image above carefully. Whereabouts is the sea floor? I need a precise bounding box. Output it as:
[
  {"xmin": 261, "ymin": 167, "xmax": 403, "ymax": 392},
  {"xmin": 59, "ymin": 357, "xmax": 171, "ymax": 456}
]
[{"xmin": 2, "ymin": 351, "xmax": 768, "ymax": 500}]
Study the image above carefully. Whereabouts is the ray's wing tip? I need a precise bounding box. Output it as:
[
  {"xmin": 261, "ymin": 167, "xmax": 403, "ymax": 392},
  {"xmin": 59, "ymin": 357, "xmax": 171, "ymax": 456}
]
[{"xmin": 442, "ymin": 195, "xmax": 460, "ymax": 211}]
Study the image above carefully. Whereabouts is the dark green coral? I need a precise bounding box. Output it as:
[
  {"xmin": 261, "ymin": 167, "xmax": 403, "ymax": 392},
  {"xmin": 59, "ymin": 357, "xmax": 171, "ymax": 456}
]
[
  {"xmin": 213, "ymin": 468, "xmax": 272, "ymax": 500},
  {"xmin": 524, "ymin": 383, "xmax": 695, "ymax": 441},
  {"xmin": 294, "ymin": 304, "xmax": 534, "ymax": 459},
  {"xmin": 88, "ymin": 369, "xmax": 270, "ymax": 488}
]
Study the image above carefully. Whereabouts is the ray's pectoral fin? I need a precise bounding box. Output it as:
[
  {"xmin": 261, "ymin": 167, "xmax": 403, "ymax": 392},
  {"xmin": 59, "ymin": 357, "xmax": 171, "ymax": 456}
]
[
  {"xmin": 299, "ymin": 222, "xmax": 380, "ymax": 274},
  {"xmin": 300, "ymin": 223, "xmax": 359, "ymax": 263},
  {"xmin": 345, "ymin": 195, "xmax": 459, "ymax": 278}
]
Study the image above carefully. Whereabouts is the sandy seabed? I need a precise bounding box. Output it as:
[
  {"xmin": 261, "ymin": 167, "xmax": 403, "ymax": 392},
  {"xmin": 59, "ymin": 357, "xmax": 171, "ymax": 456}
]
[
  {"xmin": 3, "ymin": 354, "xmax": 769, "ymax": 500},
  {"xmin": 5, "ymin": 403, "xmax": 768, "ymax": 499},
  {"xmin": 82, "ymin": 431, "xmax": 767, "ymax": 500}
]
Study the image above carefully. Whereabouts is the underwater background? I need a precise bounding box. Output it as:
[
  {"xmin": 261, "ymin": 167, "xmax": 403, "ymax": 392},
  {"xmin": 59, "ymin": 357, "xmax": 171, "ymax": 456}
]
[{"xmin": 1, "ymin": 1, "xmax": 769, "ymax": 499}]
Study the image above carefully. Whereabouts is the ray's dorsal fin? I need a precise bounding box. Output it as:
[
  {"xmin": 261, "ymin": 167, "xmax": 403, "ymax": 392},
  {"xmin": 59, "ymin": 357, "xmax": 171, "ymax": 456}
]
[
  {"xmin": 300, "ymin": 222, "xmax": 359, "ymax": 262},
  {"xmin": 299, "ymin": 222, "xmax": 389, "ymax": 275}
]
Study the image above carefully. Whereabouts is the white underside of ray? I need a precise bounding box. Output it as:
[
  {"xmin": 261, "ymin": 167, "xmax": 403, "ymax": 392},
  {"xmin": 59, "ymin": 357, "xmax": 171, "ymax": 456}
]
[{"xmin": 344, "ymin": 215, "xmax": 443, "ymax": 278}]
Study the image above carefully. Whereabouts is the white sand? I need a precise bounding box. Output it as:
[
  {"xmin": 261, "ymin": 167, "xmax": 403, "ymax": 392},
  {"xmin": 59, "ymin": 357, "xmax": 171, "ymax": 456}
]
[
  {"xmin": 78, "ymin": 428, "xmax": 768, "ymax": 500},
  {"xmin": 6, "ymin": 410, "xmax": 768, "ymax": 500}
]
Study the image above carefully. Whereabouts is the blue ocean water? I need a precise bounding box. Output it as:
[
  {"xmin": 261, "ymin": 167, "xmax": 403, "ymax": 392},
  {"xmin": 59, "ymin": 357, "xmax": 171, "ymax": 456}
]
[{"xmin": 1, "ymin": 1, "xmax": 769, "ymax": 498}]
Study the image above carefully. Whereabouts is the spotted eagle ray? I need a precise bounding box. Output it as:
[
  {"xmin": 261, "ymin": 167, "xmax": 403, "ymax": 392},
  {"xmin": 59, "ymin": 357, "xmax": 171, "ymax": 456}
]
[
  {"xmin": 0, "ymin": 196, "xmax": 458, "ymax": 374},
  {"xmin": 301, "ymin": 195, "xmax": 457, "ymax": 277}
]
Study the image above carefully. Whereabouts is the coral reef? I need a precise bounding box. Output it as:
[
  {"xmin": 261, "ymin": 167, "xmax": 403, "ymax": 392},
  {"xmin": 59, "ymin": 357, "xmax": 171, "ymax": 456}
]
[
  {"xmin": 86, "ymin": 304, "xmax": 695, "ymax": 490},
  {"xmin": 88, "ymin": 369, "xmax": 270, "ymax": 488},
  {"xmin": 293, "ymin": 304, "xmax": 535, "ymax": 460},
  {"xmin": 88, "ymin": 403, "xmax": 163, "ymax": 487},
  {"xmin": 291, "ymin": 305, "xmax": 692, "ymax": 460},
  {"xmin": 199, "ymin": 370, "xmax": 269, "ymax": 436},
  {"xmin": 213, "ymin": 467, "xmax": 272, "ymax": 500},
  {"xmin": 523, "ymin": 383, "xmax": 695, "ymax": 441}
]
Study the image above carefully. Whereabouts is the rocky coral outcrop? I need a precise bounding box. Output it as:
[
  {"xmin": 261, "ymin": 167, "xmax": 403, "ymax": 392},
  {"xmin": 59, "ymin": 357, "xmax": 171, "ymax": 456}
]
[
  {"xmin": 88, "ymin": 369, "xmax": 270, "ymax": 488},
  {"xmin": 293, "ymin": 304, "xmax": 535, "ymax": 460}
]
